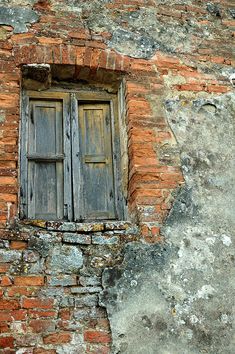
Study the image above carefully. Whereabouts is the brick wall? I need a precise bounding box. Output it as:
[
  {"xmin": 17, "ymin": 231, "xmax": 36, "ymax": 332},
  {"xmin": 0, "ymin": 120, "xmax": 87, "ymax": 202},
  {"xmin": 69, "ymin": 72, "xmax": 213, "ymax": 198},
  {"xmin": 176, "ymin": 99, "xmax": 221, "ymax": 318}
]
[{"xmin": 0, "ymin": 0, "xmax": 234, "ymax": 352}]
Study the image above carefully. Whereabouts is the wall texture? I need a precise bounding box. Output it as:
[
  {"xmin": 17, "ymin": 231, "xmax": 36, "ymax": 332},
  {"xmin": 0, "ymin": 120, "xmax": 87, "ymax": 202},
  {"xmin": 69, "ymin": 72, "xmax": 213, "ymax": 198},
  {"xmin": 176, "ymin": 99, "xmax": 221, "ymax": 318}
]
[{"xmin": 0, "ymin": 0, "xmax": 234, "ymax": 353}]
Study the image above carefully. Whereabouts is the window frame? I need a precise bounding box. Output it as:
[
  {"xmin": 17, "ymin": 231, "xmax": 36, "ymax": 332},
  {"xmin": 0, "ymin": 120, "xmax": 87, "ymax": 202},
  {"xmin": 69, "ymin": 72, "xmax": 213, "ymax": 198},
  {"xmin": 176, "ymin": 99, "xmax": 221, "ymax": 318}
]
[{"xmin": 20, "ymin": 89, "xmax": 125, "ymax": 222}]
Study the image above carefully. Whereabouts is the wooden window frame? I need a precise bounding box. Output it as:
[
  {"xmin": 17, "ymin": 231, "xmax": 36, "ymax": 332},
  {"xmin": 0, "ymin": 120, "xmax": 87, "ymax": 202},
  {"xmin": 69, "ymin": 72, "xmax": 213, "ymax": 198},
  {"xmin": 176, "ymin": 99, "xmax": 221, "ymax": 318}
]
[{"xmin": 20, "ymin": 89, "xmax": 125, "ymax": 222}]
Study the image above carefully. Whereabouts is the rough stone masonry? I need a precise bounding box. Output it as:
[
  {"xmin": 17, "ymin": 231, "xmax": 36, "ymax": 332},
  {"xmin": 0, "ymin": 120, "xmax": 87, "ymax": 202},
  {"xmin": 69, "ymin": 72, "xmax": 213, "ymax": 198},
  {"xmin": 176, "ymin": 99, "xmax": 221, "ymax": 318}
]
[{"xmin": 0, "ymin": 0, "xmax": 234, "ymax": 353}]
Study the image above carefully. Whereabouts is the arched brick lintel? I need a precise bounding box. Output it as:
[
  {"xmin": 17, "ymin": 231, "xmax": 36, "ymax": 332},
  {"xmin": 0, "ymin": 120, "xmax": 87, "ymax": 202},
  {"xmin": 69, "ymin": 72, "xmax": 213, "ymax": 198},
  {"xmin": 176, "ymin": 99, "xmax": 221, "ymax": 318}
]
[{"xmin": 13, "ymin": 44, "xmax": 157, "ymax": 76}]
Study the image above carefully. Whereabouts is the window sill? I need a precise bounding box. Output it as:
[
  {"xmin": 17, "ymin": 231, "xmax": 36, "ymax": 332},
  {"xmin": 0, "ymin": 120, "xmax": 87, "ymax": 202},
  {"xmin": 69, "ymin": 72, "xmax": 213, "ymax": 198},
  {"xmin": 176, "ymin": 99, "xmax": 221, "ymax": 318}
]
[{"xmin": 19, "ymin": 219, "xmax": 132, "ymax": 233}]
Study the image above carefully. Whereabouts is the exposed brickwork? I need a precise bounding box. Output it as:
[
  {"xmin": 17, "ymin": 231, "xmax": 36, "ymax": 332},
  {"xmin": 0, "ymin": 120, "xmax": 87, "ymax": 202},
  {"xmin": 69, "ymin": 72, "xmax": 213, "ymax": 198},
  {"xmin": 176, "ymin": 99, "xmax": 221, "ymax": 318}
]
[
  {"xmin": 0, "ymin": 222, "xmax": 138, "ymax": 352},
  {"xmin": 0, "ymin": 0, "xmax": 234, "ymax": 351}
]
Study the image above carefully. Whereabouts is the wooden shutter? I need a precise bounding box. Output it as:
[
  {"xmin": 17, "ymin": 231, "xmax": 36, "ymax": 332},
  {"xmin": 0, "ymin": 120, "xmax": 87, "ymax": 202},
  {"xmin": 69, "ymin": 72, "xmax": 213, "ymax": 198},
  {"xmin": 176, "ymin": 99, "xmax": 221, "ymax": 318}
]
[
  {"xmin": 76, "ymin": 102, "xmax": 116, "ymax": 220},
  {"xmin": 27, "ymin": 100, "xmax": 64, "ymax": 219}
]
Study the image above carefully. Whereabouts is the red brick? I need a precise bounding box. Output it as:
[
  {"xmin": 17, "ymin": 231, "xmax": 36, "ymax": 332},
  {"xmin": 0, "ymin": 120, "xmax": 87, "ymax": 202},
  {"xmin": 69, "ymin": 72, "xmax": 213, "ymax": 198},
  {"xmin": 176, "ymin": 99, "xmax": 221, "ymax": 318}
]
[
  {"xmin": 222, "ymin": 20, "xmax": 235, "ymax": 27},
  {"xmin": 90, "ymin": 49, "xmax": 101, "ymax": 69},
  {"xmin": 34, "ymin": 349, "xmax": 56, "ymax": 354},
  {"xmin": 0, "ymin": 194, "xmax": 17, "ymax": 203},
  {"xmin": 207, "ymin": 85, "xmax": 229, "ymax": 93},
  {"xmin": 29, "ymin": 319, "xmax": 55, "ymax": 333},
  {"xmin": 0, "ymin": 299, "xmax": 19, "ymax": 310},
  {"xmin": 0, "ymin": 311, "xmax": 12, "ymax": 322},
  {"xmin": 76, "ymin": 47, "xmax": 86, "ymax": 66},
  {"xmin": 84, "ymin": 331, "xmax": 112, "ymax": 344},
  {"xmin": 0, "ymin": 310, "xmax": 26, "ymax": 321},
  {"xmin": 11, "ymin": 309, "xmax": 27, "ymax": 321},
  {"xmin": 37, "ymin": 37, "xmax": 63, "ymax": 45},
  {"xmin": 0, "ymin": 321, "xmax": 10, "ymax": 333},
  {"xmin": 58, "ymin": 308, "xmax": 71, "ymax": 320},
  {"xmin": 83, "ymin": 47, "xmax": 93, "ymax": 67},
  {"xmin": 130, "ymin": 60, "xmax": 155, "ymax": 73},
  {"xmin": 22, "ymin": 298, "xmax": 54, "ymax": 309},
  {"xmin": 28, "ymin": 310, "xmax": 57, "ymax": 319},
  {"xmin": 7, "ymin": 286, "xmax": 39, "ymax": 297},
  {"xmin": 98, "ymin": 51, "xmax": 108, "ymax": 69},
  {"xmin": 10, "ymin": 241, "xmax": 27, "ymax": 250},
  {"xmin": 0, "ymin": 264, "xmax": 10, "ymax": 273},
  {"xmin": 14, "ymin": 276, "xmax": 44, "ymax": 286},
  {"xmin": 0, "ymin": 93, "xmax": 18, "ymax": 109},
  {"xmin": 0, "ymin": 336, "xmax": 14, "ymax": 348},
  {"xmin": 0, "ymin": 276, "xmax": 12, "ymax": 286},
  {"xmin": 69, "ymin": 30, "xmax": 91, "ymax": 40},
  {"xmin": 43, "ymin": 332, "xmax": 72, "ymax": 344},
  {"xmin": 176, "ymin": 83, "xmax": 206, "ymax": 92},
  {"xmin": 10, "ymin": 33, "xmax": 35, "ymax": 45}
]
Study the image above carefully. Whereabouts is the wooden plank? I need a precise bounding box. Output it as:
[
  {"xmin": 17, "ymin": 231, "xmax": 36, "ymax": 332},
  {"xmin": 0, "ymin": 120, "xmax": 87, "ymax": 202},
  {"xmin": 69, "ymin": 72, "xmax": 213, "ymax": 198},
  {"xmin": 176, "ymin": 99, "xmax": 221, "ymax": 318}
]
[
  {"xmin": 110, "ymin": 96, "xmax": 125, "ymax": 220},
  {"xmin": 63, "ymin": 94, "xmax": 73, "ymax": 221},
  {"xmin": 71, "ymin": 93, "xmax": 83, "ymax": 221},
  {"xmin": 29, "ymin": 101, "xmax": 60, "ymax": 155},
  {"xmin": 78, "ymin": 102, "xmax": 116, "ymax": 220},
  {"xmin": 33, "ymin": 162, "xmax": 58, "ymax": 219},
  {"xmin": 27, "ymin": 98, "xmax": 64, "ymax": 219}
]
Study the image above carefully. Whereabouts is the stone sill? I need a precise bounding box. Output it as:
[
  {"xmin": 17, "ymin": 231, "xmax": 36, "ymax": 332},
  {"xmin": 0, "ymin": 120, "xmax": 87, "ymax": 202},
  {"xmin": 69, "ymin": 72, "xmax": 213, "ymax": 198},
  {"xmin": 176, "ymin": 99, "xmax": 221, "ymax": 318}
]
[
  {"xmin": 20, "ymin": 219, "xmax": 132, "ymax": 232},
  {"xmin": 0, "ymin": 220, "xmax": 137, "ymax": 242}
]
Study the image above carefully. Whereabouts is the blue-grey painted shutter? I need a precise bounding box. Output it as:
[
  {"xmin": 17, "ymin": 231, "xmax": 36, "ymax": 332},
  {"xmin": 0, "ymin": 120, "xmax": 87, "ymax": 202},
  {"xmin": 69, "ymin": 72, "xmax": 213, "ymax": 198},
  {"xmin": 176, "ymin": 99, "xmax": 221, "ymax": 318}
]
[
  {"xmin": 77, "ymin": 103, "xmax": 116, "ymax": 220},
  {"xmin": 27, "ymin": 100, "xmax": 64, "ymax": 219}
]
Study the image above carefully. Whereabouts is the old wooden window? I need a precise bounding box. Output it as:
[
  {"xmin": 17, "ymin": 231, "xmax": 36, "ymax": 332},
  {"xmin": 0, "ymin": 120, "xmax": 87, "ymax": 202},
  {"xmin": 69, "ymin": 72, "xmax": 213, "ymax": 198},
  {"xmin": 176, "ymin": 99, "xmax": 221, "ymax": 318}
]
[{"xmin": 20, "ymin": 90, "xmax": 124, "ymax": 221}]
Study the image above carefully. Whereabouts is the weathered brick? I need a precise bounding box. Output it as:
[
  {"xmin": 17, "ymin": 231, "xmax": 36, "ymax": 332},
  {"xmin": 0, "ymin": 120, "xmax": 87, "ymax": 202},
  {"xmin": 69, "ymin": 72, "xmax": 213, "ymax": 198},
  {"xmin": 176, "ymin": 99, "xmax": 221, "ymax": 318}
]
[
  {"xmin": 0, "ymin": 336, "xmax": 14, "ymax": 348},
  {"xmin": 14, "ymin": 276, "xmax": 44, "ymax": 286},
  {"xmin": 10, "ymin": 241, "xmax": 27, "ymax": 250},
  {"xmin": 22, "ymin": 298, "xmax": 54, "ymax": 309},
  {"xmin": 29, "ymin": 319, "xmax": 55, "ymax": 333},
  {"xmin": 84, "ymin": 330, "xmax": 111, "ymax": 343},
  {"xmin": 7, "ymin": 286, "xmax": 39, "ymax": 298},
  {"xmin": 28, "ymin": 310, "xmax": 57, "ymax": 319},
  {"xmin": 0, "ymin": 300, "xmax": 19, "ymax": 310},
  {"xmin": 33, "ymin": 349, "xmax": 56, "ymax": 354},
  {"xmin": 0, "ymin": 275, "xmax": 12, "ymax": 286},
  {"xmin": 43, "ymin": 332, "xmax": 72, "ymax": 344}
]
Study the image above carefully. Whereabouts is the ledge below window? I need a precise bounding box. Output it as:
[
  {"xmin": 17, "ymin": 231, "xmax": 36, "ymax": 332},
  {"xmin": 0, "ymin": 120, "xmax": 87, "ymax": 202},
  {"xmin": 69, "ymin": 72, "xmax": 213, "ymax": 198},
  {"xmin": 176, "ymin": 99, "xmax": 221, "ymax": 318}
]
[{"xmin": 17, "ymin": 220, "xmax": 132, "ymax": 232}]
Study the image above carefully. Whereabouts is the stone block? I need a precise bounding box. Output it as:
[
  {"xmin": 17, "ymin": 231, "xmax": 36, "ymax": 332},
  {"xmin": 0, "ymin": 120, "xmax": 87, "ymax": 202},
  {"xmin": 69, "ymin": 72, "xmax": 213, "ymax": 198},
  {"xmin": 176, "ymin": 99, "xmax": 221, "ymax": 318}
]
[
  {"xmin": 79, "ymin": 276, "xmax": 101, "ymax": 287},
  {"xmin": 47, "ymin": 275, "xmax": 77, "ymax": 287},
  {"xmin": 71, "ymin": 286, "xmax": 102, "ymax": 294},
  {"xmin": 92, "ymin": 235, "xmax": 119, "ymax": 245},
  {"xmin": 59, "ymin": 296, "xmax": 75, "ymax": 308},
  {"xmin": 63, "ymin": 233, "xmax": 91, "ymax": 245},
  {"xmin": 75, "ymin": 294, "xmax": 98, "ymax": 307},
  {"xmin": 47, "ymin": 245, "xmax": 83, "ymax": 274},
  {"xmin": 0, "ymin": 249, "xmax": 22, "ymax": 262}
]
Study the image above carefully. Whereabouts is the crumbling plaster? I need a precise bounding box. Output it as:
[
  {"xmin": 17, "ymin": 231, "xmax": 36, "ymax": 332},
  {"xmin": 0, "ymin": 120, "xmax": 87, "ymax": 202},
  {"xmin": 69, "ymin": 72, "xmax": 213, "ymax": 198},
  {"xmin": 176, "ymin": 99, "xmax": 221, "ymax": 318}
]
[{"xmin": 101, "ymin": 93, "xmax": 235, "ymax": 353}]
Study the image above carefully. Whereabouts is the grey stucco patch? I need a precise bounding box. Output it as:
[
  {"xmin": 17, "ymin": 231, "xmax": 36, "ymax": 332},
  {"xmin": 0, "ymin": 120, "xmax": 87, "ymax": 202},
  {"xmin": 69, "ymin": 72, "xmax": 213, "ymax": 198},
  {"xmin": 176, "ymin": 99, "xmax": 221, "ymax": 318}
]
[
  {"xmin": 107, "ymin": 29, "xmax": 158, "ymax": 59},
  {"xmin": 0, "ymin": 6, "xmax": 39, "ymax": 33},
  {"xmin": 101, "ymin": 93, "xmax": 235, "ymax": 354}
]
